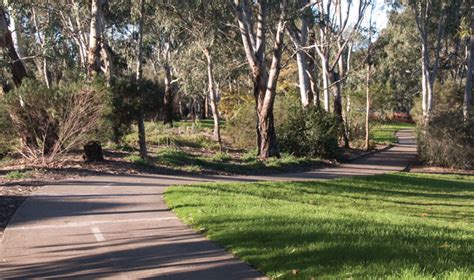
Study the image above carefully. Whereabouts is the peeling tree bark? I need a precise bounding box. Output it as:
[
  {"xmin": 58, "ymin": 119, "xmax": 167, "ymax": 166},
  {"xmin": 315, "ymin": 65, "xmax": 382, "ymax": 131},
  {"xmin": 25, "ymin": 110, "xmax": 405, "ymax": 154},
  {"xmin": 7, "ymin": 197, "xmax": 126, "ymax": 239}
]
[
  {"xmin": 0, "ymin": 7, "xmax": 27, "ymax": 87},
  {"xmin": 203, "ymin": 48, "xmax": 223, "ymax": 150},
  {"xmin": 232, "ymin": 0, "xmax": 287, "ymax": 159},
  {"xmin": 87, "ymin": 0, "xmax": 102, "ymax": 77},
  {"xmin": 287, "ymin": 7, "xmax": 311, "ymax": 108},
  {"xmin": 464, "ymin": 3, "xmax": 473, "ymax": 121},
  {"xmin": 136, "ymin": 0, "xmax": 147, "ymax": 159},
  {"xmin": 163, "ymin": 64, "xmax": 174, "ymax": 126}
]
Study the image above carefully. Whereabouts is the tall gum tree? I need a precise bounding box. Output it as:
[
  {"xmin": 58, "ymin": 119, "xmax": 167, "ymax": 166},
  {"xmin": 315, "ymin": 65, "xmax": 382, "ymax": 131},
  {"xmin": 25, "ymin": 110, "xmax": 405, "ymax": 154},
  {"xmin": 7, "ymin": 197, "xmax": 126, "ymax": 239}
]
[
  {"xmin": 408, "ymin": 0, "xmax": 447, "ymax": 122},
  {"xmin": 160, "ymin": 1, "xmax": 231, "ymax": 149},
  {"xmin": 464, "ymin": 2, "xmax": 473, "ymax": 120},
  {"xmin": 135, "ymin": 0, "xmax": 147, "ymax": 159},
  {"xmin": 232, "ymin": 0, "xmax": 287, "ymax": 159},
  {"xmin": 313, "ymin": 0, "xmax": 370, "ymax": 147},
  {"xmin": 0, "ymin": 6, "xmax": 27, "ymax": 87},
  {"xmin": 287, "ymin": 0, "xmax": 315, "ymax": 108}
]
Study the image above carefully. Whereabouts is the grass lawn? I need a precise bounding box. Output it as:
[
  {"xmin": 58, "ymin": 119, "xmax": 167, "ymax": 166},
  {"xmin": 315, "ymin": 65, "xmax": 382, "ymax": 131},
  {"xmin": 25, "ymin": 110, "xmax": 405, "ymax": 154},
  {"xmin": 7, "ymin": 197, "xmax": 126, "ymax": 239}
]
[
  {"xmin": 165, "ymin": 173, "xmax": 474, "ymax": 279},
  {"xmin": 122, "ymin": 121, "xmax": 325, "ymax": 175},
  {"xmin": 127, "ymin": 148, "xmax": 324, "ymax": 175},
  {"xmin": 372, "ymin": 122, "xmax": 416, "ymax": 144}
]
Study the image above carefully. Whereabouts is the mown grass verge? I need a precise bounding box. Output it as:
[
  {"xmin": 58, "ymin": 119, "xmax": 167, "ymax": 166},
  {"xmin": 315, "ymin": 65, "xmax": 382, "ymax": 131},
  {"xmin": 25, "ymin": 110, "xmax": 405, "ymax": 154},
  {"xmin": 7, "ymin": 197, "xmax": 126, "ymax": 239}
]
[
  {"xmin": 165, "ymin": 173, "xmax": 473, "ymax": 279},
  {"xmin": 125, "ymin": 148, "xmax": 324, "ymax": 175},
  {"xmin": 372, "ymin": 122, "xmax": 416, "ymax": 144}
]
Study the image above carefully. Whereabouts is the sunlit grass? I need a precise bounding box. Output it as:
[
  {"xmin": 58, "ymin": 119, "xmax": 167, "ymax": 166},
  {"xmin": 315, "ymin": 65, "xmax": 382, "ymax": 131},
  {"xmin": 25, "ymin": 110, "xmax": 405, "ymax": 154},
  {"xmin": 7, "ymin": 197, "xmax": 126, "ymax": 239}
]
[
  {"xmin": 155, "ymin": 148, "xmax": 322, "ymax": 175},
  {"xmin": 165, "ymin": 173, "xmax": 474, "ymax": 279},
  {"xmin": 372, "ymin": 122, "xmax": 415, "ymax": 144}
]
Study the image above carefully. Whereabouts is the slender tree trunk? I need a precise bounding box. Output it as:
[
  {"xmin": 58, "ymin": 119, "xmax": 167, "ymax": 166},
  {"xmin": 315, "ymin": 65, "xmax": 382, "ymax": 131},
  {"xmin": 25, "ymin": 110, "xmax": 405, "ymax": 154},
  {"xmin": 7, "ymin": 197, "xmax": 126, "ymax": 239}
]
[
  {"xmin": 163, "ymin": 65, "xmax": 174, "ymax": 126},
  {"xmin": 232, "ymin": 0, "xmax": 286, "ymax": 159},
  {"xmin": 87, "ymin": 0, "xmax": 102, "ymax": 77},
  {"xmin": 136, "ymin": 0, "xmax": 147, "ymax": 159},
  {"xmin": 203, "ymin": 49, "xmax": 222, "ymax": 150},
  {"xmin": 100, "ymin": 42, "xmax": 114, "ymax": 86},
  {"xmin": 329, "ymin": 70, "xmax": 349, "ymax": 148},
  {"xmin": 321, "ymin": 58, "xmax": 330, "ymax": 112},
  {"xmin": 464, "ymin": 3, "xmax": 473, "ymax": 120},
  {"xmin": 307, "ymin": 18, "xmax": 317, "ymax": 106},
  {"xmin": 296, "ymin": 50, "xmax": 310, "ymax": 107},
  {"xmin": 345, "ymin": 42, "xmax": 353, "ymax": 136},
  {"xmin": 8, "ymin": 7, "xmax": 25, "ymax": 61},
  {"xmin": 200, "ymin": 95, "xmax": 207, "ymax": 119},
  {"xmin": 287, "ymin": 16, "xmax": 310, "ymax": 107},
  {"xmin": 365, "ymin": 63, "xmax": 371, "ymax": 151},
  {"xmin": 0, "ymin": 8, "xmax": 27, "ymax": 87}
]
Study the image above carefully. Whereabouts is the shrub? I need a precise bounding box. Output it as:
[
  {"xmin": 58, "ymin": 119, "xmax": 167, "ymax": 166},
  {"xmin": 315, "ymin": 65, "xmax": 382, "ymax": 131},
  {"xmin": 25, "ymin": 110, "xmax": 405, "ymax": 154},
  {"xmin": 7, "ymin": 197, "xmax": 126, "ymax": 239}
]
[
  {"xmin": 225, "ymin": 101, "xmax": 256, "ymax": 148},
  {"xmin": 2, "ymin": 78, "xmax": 110, "ymax": 163},
  {"xmin": 4, "ymin": 170, "xmax": 32, "ymax": 180},
  {"xmin": 109, "ymin": 78, "xmax": 164, "ymax": 143},
  {"xmin": 419, "ymin": 113, "xmax": 473, "ymax": 169},
  {"xmin": 0, "ymin": 102, "xmax": 17, "ymax": 157},
  {"xmin": 417, "ymin": 81, "xmax": 473, "ymax": 169},
  {"xmin": 225, "ymin": 93, "xmax": 298, "ymax": 148},
  {"xmin": 125, "ymin": 154, "xmax": 151, "ymax": 166},
  {"xmin": 278, "ymin": 106, "xmax": 340, "ymax": 159}
]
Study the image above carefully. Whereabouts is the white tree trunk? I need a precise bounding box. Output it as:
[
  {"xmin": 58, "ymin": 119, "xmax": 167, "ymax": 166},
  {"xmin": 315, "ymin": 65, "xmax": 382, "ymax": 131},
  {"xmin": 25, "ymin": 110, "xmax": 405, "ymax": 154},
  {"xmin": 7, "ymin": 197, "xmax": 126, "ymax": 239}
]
[
  {"xmin": 136, "ymin": 0, "xmax": 147, "ymax": 159},
  {"xmin": 7, "ymin": 7, "xmax": 25, "ymax": 61},
  {"xmin": 287, "ymin": 12, "xmax": 310, "ymax": 107},
  {"xmin": 464, "ymin": 3, "xmax": 473, "ymax": 120},
  {"xmin": 321, "ymin": 59, "xmax": 330, "ymax": 112},
  {"xmin": 87, "ymin": 0, "xmax": 102, "ymax": 76},
  {"xmin": 204, "ymin": 49, "xmax": 222, "ymax": 149},
  {"xmin": 365, "ymin": 63, "xmax": 371, "ymax": 151}
]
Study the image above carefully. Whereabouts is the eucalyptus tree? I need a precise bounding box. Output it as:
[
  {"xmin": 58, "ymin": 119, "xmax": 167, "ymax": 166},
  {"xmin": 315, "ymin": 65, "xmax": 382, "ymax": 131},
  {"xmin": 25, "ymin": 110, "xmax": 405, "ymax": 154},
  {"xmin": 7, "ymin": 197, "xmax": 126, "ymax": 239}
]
[
  {"xmin": 464, "ymin": 2, "xmax": 473, "ymax": 120},
  {"xmin": 161, "ymin": 1, "xmax": 236, "ymax": 149},
  {"xmin": 0, "ymin": 5, "xmax": 26, "ymax": 87},
  {"xmin": 231, "ymin": 0, "xmax": 288, "ymax": 159},
  {"xmin": 408, "ymin": 0, "xmax": 448, "ymax": 122},
  {"xmin": 87, "ymin": 0, "xmax": 105, "ymax": 77},
  {"xmin": 148, "ymin": 10, "xmax": 187, "ymax": 127},
  {"xmin": 286, "ymin": 0, "xmax": 316, "ymax": 108},
  {"xmin": 313, "ymin": 0, "xmax": 370, "ymax": 113},
  {"xmin": 135, "ymin": 0, "xmax": 147, "ymax": 158}
]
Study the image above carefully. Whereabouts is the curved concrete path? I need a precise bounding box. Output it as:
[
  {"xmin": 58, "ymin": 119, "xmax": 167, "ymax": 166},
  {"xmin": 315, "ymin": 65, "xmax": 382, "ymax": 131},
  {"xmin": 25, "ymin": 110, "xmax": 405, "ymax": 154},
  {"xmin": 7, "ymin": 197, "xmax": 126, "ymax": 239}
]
[{"xmin": 0, "ymin": 130, "xmax": 416, "ymax": 279}]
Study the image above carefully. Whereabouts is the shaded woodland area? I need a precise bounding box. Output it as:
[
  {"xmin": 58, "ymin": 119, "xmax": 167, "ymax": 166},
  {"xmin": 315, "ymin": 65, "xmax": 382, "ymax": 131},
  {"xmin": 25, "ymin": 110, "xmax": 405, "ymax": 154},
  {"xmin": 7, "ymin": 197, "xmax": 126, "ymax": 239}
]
[{"xmin": 0, "ymin": 0, "xmax": 472, "ymax": 169}]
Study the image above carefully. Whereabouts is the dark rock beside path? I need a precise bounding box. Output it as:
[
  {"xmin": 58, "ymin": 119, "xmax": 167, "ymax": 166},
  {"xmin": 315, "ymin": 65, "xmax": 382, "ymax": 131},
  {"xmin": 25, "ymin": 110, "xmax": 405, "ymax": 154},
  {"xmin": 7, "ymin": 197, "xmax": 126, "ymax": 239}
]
[{"xmin": 83, "ymin": 141, "xmax": 105, "ymax": 162}]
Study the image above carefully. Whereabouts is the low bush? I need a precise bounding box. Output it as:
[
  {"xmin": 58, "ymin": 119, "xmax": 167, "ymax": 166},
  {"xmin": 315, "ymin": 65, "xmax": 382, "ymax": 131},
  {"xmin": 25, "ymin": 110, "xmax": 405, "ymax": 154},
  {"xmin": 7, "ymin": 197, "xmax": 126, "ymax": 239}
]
[
  {"xmin": 419, "ymin": 113, "xmax": 473, "ymax": 169},
  {"xmin": 125, "ymin": 154, "xmax": 151, "ymax": 166},
  {"xmin": 278, "ymin": 106, "xmax": 341, "ymax": 159},
  {"xmin": 225, "ymin": 93, "xmax": 298, "ymax": 148},
  {"xmin": 109, "ymin": 78, "xmax": 164, "ymax": 143},
  {"xmin": 123, "ymin": 122, "xmax": 219, "ymax": 150},
  {"xmin": 0, "ymin": 102, "xmax": 17, "ymax": 157},
  {"xmin": 2, "ymin": 78, "xmax": 110, "ymax": 163},
  {"xmin": 4, "ymin": 170, "xmax": 32, "ymax": 180},
  {"xmin": 417, "ymin": 81, "xmax": 473, "ymax": 169}
]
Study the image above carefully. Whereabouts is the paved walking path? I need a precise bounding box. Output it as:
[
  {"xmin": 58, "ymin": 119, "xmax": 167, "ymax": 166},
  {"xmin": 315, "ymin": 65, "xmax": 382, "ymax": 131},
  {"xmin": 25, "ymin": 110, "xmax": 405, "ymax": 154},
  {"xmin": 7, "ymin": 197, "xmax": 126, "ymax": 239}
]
[{"xmin": 0, "ymin": 130, "xmax": 416, "ymax": 279}]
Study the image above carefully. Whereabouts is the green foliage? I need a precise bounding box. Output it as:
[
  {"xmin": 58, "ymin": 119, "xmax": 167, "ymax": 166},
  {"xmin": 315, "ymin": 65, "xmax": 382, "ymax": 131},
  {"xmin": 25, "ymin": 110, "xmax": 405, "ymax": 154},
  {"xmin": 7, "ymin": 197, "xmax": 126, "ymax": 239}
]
[
  {"xmin": 165, "ymin": 173, "xmax": 474, "ymax": 279},
  {"xmin": 209, "ymin": 152, "xmax": 232, "ymax": 163},
  {"xmin": 109, "ymin": 77, "xmax": 164, "ymax": 143},
  {"xmin": 122, "ymin": 121, "xmax": 220, "ymax": 150},
  {"xmin": 225, "ymin": 93, "xmax": 299, "ymax": 148},
  {"xmin": 4, "ymin": 170, "xmax": 32, "ymax": 180},
  {"xmin": 125, "ymin": 154, "xmax": 150, "ymax": 166},
  {"xmin": 152, "ymin": 147, "xmax": 321, "ymax": 175},
  {"xmin": 278, "ymin": 106, "xmax": 340, "ymax": 159},
  {"xmin": 2, "ymin": 78, "xmax": 110, "ymax": 161},
  {"xmin": 420, "ymin": 114, "xmax": 474, "ymax": 169},
  {"xmin": 0, "ymin": 102, "xmax": 17, "ymax": 157},
  {"xmin": 371, "ymin": 122, "xmax": 415, "ymax": 144},
  {"xmin": 225, "ymin": 101, "xmax": 256, "ymax": 148},
  {"xmin": 418, "ymin": 82, "xmax": 473, "ymax": 169}
]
